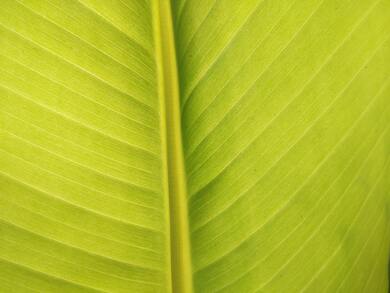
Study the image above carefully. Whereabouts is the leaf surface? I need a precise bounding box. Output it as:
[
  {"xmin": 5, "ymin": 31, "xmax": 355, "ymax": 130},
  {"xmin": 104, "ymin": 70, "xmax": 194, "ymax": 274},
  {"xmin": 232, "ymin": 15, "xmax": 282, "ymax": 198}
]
[
  {"xmin": 173, "ymin": 0, "xmax": 390, "ymax": 292},
  {"xmin": 0, "ymin": 0, "xmax": 171, "ymax": 292},
  {"xmin": 1, "ymin": 0, "xmax": 390, "ymax": 292}
]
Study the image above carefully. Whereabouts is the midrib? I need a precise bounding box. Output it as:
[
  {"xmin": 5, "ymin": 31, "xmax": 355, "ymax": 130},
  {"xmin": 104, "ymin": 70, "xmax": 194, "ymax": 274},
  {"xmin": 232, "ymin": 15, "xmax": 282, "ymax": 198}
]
[{"xmin": 152, "ymin": 1, "xmax": 193, "ymax": 293}]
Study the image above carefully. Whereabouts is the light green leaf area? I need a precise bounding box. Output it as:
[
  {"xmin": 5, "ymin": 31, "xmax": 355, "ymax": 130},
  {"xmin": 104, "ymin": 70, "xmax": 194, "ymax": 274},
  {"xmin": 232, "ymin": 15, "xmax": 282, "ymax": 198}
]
[
  {"xmin": 0, "ymin": 0, "xmax": 169, "ymax": 292},
  {"xmin": 0, "ymin": 0, "xmax": 389, "ymax": 292}
]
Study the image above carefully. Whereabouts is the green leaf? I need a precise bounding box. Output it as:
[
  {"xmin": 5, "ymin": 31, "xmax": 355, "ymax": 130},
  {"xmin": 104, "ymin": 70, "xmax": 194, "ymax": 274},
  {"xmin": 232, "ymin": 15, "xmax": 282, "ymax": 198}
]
[{"xmin": 0, "ymin": 0, "xmax": 389, "ymax": 292}]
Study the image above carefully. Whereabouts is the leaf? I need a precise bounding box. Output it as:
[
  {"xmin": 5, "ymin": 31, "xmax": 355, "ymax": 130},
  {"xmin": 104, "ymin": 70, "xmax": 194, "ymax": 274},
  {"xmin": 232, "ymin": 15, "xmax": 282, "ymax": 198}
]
[
  {"xmin": 0, "ymin": 0, "xmax": 389, "ymax": 292},
  {"xmin": 0, "ymin": 0, "xmax": 171, "ymax": 292},
  {"xmin": 174, "ymin": 0, "xmax": 390, "ymax": 292}
]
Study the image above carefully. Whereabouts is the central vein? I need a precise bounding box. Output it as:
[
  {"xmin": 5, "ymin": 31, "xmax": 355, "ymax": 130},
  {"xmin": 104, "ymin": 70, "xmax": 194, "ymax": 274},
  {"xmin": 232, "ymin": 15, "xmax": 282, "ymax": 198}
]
[{"xmin": 152, "ymin": 1, "xmax": 193, "ymax": 292}]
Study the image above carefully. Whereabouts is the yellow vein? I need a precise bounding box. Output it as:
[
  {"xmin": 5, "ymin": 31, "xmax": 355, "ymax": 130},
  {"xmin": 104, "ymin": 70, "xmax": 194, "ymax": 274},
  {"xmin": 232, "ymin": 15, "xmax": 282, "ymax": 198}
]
[
  {"xmin": 180, "ymin": 0, "xmax": 267, "ymax": 106},
  {"xmin": 194, "ymin": 43, "xmax": 389, "ymax": 273},
  {"xmin": 185, "ymin": 0, "xmax": 326, "ymax": 160},
  {"xmin": 360, "ymin": 220, "xmax": 390, "ymax": 292},
  {"xmin": 189, "ymin": 7, "xmax": 387, "ymax": 219},
  {"xmin": 0, "ymin": 157, "xmax": 162, "ymax": 231},
  {"xmin": 0, "ymin": 258, "xmax": 104, "ymax": 292},
  {"xmin": 1, "ymin": 110, "xmax": 155, "ymax": 177},
  {"xmin": 46, "ymin": 0, "xmax": 154, "ymax": 74},
  {"xmin": 0, "ymin": 217, "xmax": 161, "ymax": 269},
  {"xmin": 302, "ymin": 174, "xmax": 388, "ymax": 292},
  {"xmin": 76, "ymin": 0, "xmax": 152, "ymax": 56},
  {"xmin": 0, "ymin": 54, "xmax": 156, "ymax": 130},
  {"xmin": 176, "ymin": 0, "xmax": 218, "ymax": 62},
  {"xmin": 1, "ymin": 237, "xmax": 161, "ymax": 286},
  {"xmin": 0, "ymin": 22, "xmax": 155, "ymax": 110},
  {"xmin": 174, "ymin": 0, "xmax": 191, "ymax": 28},
  {"xmin": 181, "ymin": 0, "xmax": 297, "ymax": 123},
  {"xmin": 253, "ymin": 131, "xmax": 390, "ymax": 292},
  {"xmin": 187, "ymin": 2, "xmax": 385, "ymax": 192},
  {"xmin": 333, "ymin": 214, "xmax": 385, "ymax": 292},
  {"xmin": 201, "ymin": 102, "xmax": 379, "ymax": 287},
  {"xmin": 14, "ymin": 0, "xmax": 154, "ymax": 87},
  {"xmin": 153, "ymin": 1, "xmax": 193, "ymax": 292},
  {"xmin": 199, "ymin": 92, "xmax": 389, "ymax": 288},
  {"xmin": 0, "ymin": 68, "xmax": 157, "ymax": 148},
  {"xmin": 193, "ymin": 77, "xmax": 389, "ymax": 250},
  {"xmin": 4, "ymin": 131, "xmax": 159, "ymax": 194},
  {"xmin": 0, "ymin": 83, "xmax": 159, "ymax": 157}
]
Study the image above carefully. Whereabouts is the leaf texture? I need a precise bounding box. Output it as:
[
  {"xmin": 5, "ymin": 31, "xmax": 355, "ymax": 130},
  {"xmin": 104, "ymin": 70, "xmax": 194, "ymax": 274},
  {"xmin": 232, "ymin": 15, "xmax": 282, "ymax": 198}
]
[
  {"xmin": 0, "ymin": 0, "xmax": 171, "ymax": 292},
  {"xmin": 0, "ymin": 0, "xmax": 390, "ymax": 292},
  {"xmin": 173, "ymin": 0, "xmax": 390, "ymax": 292}
]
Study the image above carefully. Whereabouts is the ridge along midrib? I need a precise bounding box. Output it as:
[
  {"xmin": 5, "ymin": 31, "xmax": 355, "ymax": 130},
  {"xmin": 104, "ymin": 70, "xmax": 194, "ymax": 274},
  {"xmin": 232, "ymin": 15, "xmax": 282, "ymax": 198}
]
[{"xmin": 152, "ymin": 1, "xmax": 193, "ymax": 293}]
